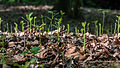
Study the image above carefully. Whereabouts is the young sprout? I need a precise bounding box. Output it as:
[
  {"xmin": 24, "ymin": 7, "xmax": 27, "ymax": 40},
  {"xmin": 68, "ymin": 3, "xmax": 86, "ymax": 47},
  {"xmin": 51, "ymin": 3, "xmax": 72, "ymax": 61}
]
[
  {"xmin": 60, "ymin": 10, "xmax": 65, "ymax": 16},
  {"xmin": 47, "ymin": 11, "xmax": 54, "ymax": 31},
  {"xmin": 87, "ymin": 23, "xmax": 90, "ymax": 32},
  {"xmin": 81, "ymin": 28, "xmax": 84, "ymax": 34},
  {"xmin": 1, "ymin": 53, "xmax": 5, "ymax": 68},
  {"xmin": 95, "ymin": 21, "xmax": 98, "ymax": 36},
  {"xmin": 98, "ymin": 9, "xmax": 109, "ymax": 34},
  {"xmin": 117, "ymin": 16, "xmax": 120, "ymax": 34},
  {"xmin": 14, "ymin": 22, "xmax": 18, "ymax": 33},
  {"xmin": 33, "ymin": 16, "xmax": 37, "ymax": 32},
  {"xmin": 62, "ymin": 51, "xmax": 65, "ymax": 68},
  {"xmin": 62, "ymin": 25, "xmax": 65, "ymax": 30},
  {"xmin": 38, "ymin": 24, "xmax": 46, "ymax": 48},
  {"xmin": 41, "ymin": 15, "xmax": 44, "ymax": 24},
  {"xmin": 20, "ymin": 21, "xmax": 25, "ymax": 32},
  {"xmin": 99, "ymin": 23, "xmax": 101, "ymax": 35},
  {"xmin": 67, "ymin": 24, "xmax": 69, "ymax": 34},
  {"xmin": 22, "ymin": 12, "xmax": 33, "ymax": 35},
  {"xmin": 0, "ymin": 18, "xmax": 3, "ymax": 30},
  {"xmin": 57, "ymin": 17, "xmax": 62, "ymax": 41},
  {"xmin": 82, "ymin": 22, "xmax": 86, "ymax": 54},
  {"xmin": 75, "ymin": 27, "xmax": 78, "ymax": 34},
  {"xmin": 114, "ymin": 23, "xmax": 117, "ymax": 35},
  {"xmin": 7, "ymin": 23, "xmax": 9, "ymax": 32},
  {"xmin": 11, "ymin": 24, "xmax": 12, "ymax": 33},
  {"xmin": 47, "ymin": 11, "xmax": 59, "ymax": 31},
  {"xmin": 42, "ymin": 64, "xmax": 44, "ymax": 68}
]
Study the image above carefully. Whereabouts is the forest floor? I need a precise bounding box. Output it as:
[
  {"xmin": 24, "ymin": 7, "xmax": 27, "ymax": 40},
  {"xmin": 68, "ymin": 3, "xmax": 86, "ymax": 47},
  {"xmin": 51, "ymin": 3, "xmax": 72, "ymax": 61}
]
[{"xmin": 1, "ymin": 4, "xmax": 120, "ymax": 68}]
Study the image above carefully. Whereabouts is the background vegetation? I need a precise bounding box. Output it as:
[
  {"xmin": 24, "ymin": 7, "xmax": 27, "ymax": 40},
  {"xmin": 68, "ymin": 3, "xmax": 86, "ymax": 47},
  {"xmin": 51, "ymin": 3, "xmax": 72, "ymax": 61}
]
[{"xmin": 0, "ymin": 0, "xmax": 120, "ymax": 18}]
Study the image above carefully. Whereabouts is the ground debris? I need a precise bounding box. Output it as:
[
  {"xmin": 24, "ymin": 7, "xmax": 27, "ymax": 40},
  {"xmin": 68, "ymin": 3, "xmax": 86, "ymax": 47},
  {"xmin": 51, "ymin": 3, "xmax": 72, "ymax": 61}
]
[{"xmin": 1, "ymin": 29, "xmax": 120, "ymax": 68}]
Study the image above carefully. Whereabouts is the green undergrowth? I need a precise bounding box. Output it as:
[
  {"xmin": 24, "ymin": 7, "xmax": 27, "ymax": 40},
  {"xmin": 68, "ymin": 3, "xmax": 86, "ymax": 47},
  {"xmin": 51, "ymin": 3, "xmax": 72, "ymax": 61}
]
[{"xmin": 0, "ymin": 10, "xmax": 120, "ymax": 68}]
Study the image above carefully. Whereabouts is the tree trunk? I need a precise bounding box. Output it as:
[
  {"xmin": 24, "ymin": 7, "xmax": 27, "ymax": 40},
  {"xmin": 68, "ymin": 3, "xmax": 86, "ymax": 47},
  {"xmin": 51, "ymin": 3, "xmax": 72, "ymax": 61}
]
[{"xmin": 54, "ymin": 0, "xmax": 80, "ymax": 18}]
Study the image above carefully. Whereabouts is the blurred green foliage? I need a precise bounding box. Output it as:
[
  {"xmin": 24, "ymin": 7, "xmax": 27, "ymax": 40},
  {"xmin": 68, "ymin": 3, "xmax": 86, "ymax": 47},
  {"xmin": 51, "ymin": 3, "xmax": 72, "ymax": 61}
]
[{"xmin": 0, "ymin": 0, "xmax": 96, "ymax": 7}]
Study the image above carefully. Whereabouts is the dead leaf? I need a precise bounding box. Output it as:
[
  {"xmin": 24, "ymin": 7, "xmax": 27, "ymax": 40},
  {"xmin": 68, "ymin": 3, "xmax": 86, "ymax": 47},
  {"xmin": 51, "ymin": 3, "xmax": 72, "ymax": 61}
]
[{"xmin": 14, "ymin": 54, "xmax": 25, "ymax": 62}]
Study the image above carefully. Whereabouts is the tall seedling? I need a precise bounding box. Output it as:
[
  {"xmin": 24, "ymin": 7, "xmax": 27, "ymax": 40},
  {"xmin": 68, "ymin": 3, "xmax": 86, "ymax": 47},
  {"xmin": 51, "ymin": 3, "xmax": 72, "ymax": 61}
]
[
  {"xmin": 114, "ymin": 23, "xmax": 117, "ymax": 35},
  {"xmin": 95, "ymin": 21, "xmax": 98, "ymax": 36},
  {"xmin": 0, "ymin": 18, "xmax": 3, "ymax": 30},
  {"xmin": 117, "ymin": 16, "xmax": 120, "ymax": 34},
  {"xmin": 82, "ymin": 22, "xmax": 86, "ymax": 54},
  {"xmin": 20, "ymin": 21, "xmax": 25, "ymax": 32},
  {"xmin": 57, "ymin": 10, "xmax": 64, "ymax": 41},
  {"xmin": 99, "ymin": 9, "xmax": 109, "ymax": 34},
  {"xmin": 14, "ymin": 22, "xmax": 18, "ymax": 33},
  {"xmin": 22, "ymin": 12, "xmax": 33, "ymax": 35}
]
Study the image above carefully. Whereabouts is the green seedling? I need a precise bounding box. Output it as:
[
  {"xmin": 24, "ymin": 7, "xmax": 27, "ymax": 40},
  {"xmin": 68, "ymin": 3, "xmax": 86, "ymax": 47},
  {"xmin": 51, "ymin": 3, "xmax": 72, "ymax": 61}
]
[
  {"xmin": 99, "ymin": 9, "xmax": 109, "ymax": 34},
  {"xmin": 87, "ymin": 23, "xmax": 90, "ymax": 32},
  {"xmin": 41, "ymin": 15, "xmax": 44, "ymax": 24},
  {"xmin": 14, "ymin": 22, "xmax": 18, "ymax": 33},
  {"xmin": 33, "ymin": 16, "xmax": 37, "ymax": 32},
  {"xmin": 3, "ymin": 28, "xmax": 5, "ymax": 32},
  {"xmin": 99, "ymin": 23, "xmax": 101, "ymax": 35},
  {"xmin": 47, "ymin": 11, "xmax": 54, "ymax": 31},
  {"xmin": 47, "ymin": 11, "xmax": 59, "ymax": 31},
  {"xmin": 22, "ymin": 12, "xmax": 33, "ymax": 35},
  {"xmin": 114, "ymin": 23, "xmax": 117, "ymax": 35},
  {"xmin": 7, "ymin": 23, "xmax": 9, "ymax": 32},
  {"xmin": 82, "ymin": 22, "xmax": 86, "ymax": 54},
  {"xmin": 30, "ymin": 46, "xmax": 40, "ymax": 55},
  {"xmin": 1, "ymin": 41, "xmax": 8, "ymax": 47},
  {"xmin": 95, "ymin": 21, "xmax": 98, "ymax": 36},
  {"xmin": 35, "ymin": 24, "xmax": 46, "ymax": 48},
  {"xmin": 22, "ymin": 49, "xmax": 30, "ymax": 56},
  {"xmin": 56, "ymin": 10, "xmax": 64, "ymax": 41},
  {"xmin": 67, "ymin": 24, "xmax": 69, "ymax": 34},
  {"xmin": 20, "ymin": 21, "xmax": 25, "ymax": 32},
  {"xmin": 0, "ymin": 53, "xmax": 5, "ymax": 68},
  {"xmin": 41, "ymin": 64, "xmax": 44, "ymax": 68},
  {"xmin": 8, "ymin": 58, "xmax": 36, "ymax": 68},
  {"xmin": 117, "ymin": 16, "xmax": 120, "ymax": 34},
  {"xmin": 75, "ymin": 27, "xmax": 78, "ymax": 34},
  {"xmin": 57, "ymin": 17, "xmax": 62, "ymax": 42},
  {"xmin": 78, "ymin": 29, "xmax": 80, "ymax": 33},
  {"xmin": 41, "ymin": 15, "xmax": 45, "ymax": 31},
  {"xmin": 11, "ymin": 24, "xmax": 12, "ymax": 33},
  {"xmin": 60, "ymin": 10, "xmax": 65, "ymax": 16},
  {"xmin": 62, "ymin": 25, "xmax": 65, "ymax": 30},
  {"xmin": 0, "ymin": 18, "xmax": 3, "ymax": 30},
  {"xmin": 81, "ymin": 28, "xmax": 84, "ymax": 34},
  {"xmin": 47, "ymin": 11, "xmax": 60, "ymax": 42},
  {"xmin": 39, "ymin": 28, "xmax": 42, "ymax": 48},
  {"xmin": 62, "ymin": 51, "xmax": 65, "ymax": 68}
]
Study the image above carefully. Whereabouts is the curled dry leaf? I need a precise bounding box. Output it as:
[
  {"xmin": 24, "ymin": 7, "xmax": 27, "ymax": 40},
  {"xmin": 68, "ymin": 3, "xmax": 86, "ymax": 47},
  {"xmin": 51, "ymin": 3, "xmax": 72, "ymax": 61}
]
[
  {"xmin": 79, "ymin": 54, "xmax": 90, "ymax": 61},
  {"xmin": 14, "ymin": 54, "xmax": 25, "ymax": 62},
  {"xmin": 35, "ymin": 49, "xmax": 48, "ymax": 59},
  {"xmin": 8, "ymin": 42, "xmax": 16, "ymax": 47}
]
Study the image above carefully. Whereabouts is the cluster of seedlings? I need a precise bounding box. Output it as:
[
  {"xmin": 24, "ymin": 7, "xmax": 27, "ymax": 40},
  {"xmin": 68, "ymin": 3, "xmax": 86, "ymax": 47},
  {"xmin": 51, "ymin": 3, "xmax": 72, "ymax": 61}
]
[{"xmin": 0, "ymin": 10, "xmax": 120, "ymax": 68}]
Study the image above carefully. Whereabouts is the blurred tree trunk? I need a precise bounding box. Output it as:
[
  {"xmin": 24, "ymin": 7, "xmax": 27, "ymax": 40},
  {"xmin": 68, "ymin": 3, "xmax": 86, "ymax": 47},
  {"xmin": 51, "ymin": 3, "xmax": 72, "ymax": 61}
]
[
  {"xmin": 54, "ymin": 0, "xmax": 80, "ymax": 18},
  {"xmin": 54, "ymin": 0, "xmax": 70, "ymax": 12},
  {"xmin": 73, "ymin": 0, "xmax": 80, "ymax": 18}
]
